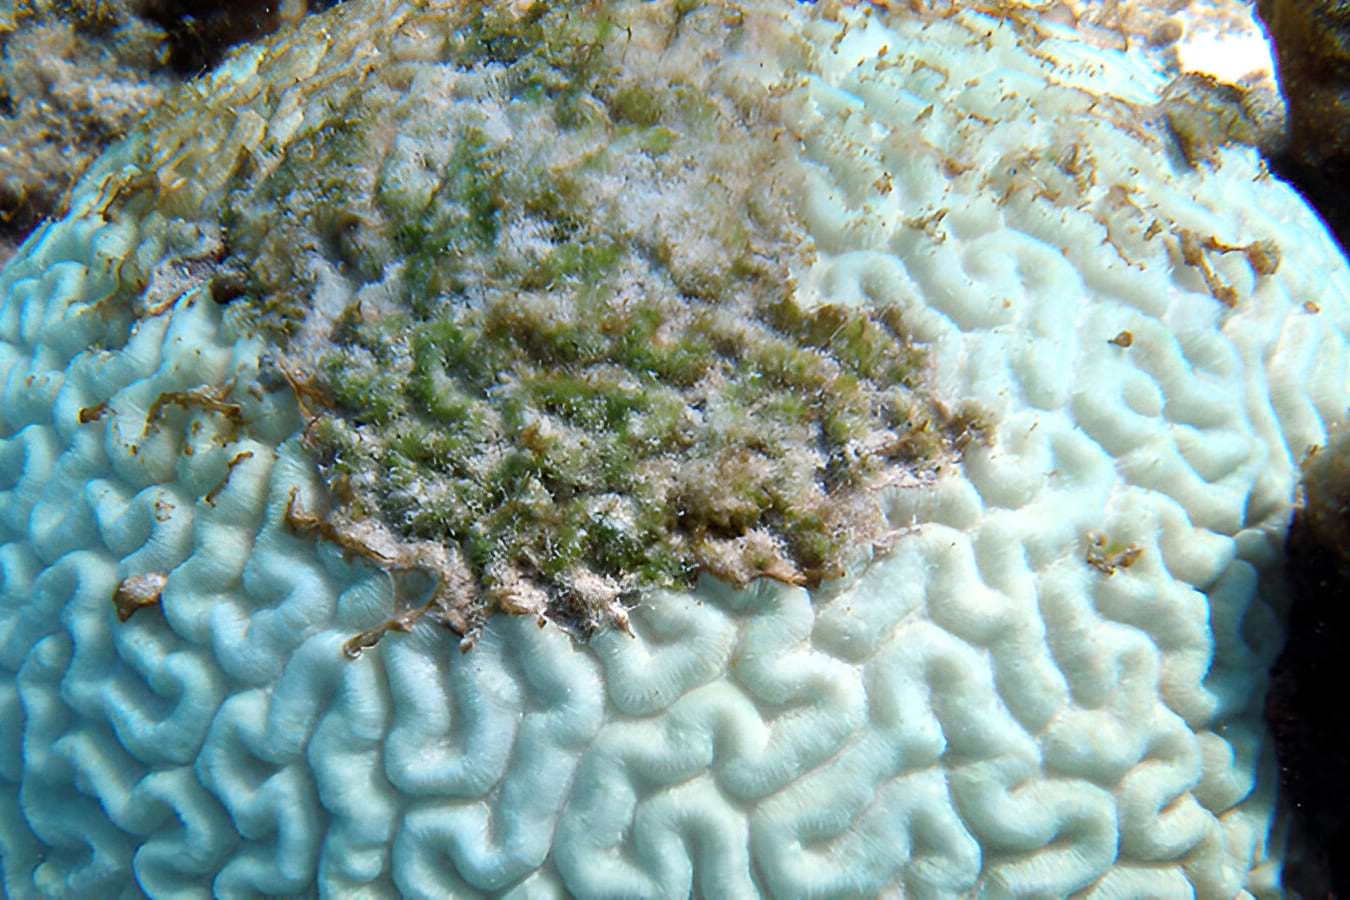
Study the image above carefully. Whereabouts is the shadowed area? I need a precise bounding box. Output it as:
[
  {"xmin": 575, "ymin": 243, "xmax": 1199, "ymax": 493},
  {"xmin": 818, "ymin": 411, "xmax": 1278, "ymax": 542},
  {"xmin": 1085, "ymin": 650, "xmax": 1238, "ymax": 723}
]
[
  {"xmin": 1269, "ymin": 426, "xmax": 1350, "ymax": 896},
  {"xmin": 1257, "ymin": 0, "xmax": 1350, "ymax": 253}
]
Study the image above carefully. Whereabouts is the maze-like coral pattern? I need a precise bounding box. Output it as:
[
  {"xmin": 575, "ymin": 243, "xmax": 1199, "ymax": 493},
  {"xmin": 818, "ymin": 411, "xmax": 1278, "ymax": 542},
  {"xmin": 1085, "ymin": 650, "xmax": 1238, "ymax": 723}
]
[{"xmin": 2, "ymin": 2, "xmax": 1349, "ymax": 897}]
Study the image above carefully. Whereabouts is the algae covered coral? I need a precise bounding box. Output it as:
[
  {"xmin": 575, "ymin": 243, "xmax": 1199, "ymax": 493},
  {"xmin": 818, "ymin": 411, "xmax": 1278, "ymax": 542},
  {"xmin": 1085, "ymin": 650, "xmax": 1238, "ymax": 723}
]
[{"xmin": 108, "ymin": 0, "xmax": 983, "ymax": 641}]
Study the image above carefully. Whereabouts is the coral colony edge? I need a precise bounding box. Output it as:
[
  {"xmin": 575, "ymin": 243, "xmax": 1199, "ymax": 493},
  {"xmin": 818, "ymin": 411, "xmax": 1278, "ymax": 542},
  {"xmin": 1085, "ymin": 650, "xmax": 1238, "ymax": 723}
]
[
  {"xmin": 0, "ymin": 0, "xmax": 1346, "ymax": 896},
  {"xmin": 0, "ymin": 0, "xmax": 339, "ymax": 268}
]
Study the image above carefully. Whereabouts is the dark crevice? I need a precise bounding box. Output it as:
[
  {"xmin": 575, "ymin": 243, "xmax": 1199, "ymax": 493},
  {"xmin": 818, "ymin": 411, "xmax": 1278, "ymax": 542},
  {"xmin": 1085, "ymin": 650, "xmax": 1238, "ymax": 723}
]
[{"xmin": 139, "ymin": 0, "xmax": 345, "ymax": 76}]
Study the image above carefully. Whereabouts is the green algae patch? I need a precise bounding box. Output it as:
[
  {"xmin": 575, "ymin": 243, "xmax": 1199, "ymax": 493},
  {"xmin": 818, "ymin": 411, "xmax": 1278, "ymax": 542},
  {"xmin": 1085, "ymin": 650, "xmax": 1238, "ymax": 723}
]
[{"xmin": 91, "ymin": 0, "xmax": 989, "ymax": 643}]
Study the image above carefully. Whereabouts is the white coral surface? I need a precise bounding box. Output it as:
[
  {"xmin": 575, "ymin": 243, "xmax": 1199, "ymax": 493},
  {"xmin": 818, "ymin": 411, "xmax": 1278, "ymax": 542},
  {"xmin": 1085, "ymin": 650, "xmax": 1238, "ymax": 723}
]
[{"xmin": 1, "ymin": 2, "xmax": 1347, "ymax": 897}]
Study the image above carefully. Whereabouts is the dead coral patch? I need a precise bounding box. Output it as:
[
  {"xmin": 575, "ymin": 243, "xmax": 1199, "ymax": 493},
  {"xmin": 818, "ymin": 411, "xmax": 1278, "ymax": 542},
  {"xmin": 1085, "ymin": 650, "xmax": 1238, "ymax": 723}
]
[
  {"xmin": 0, "ymin": 0, "xmax": 335, "ymax": 265},
  {"xmin": 214, "ymin": 0, "xmax": 990, "ymax": 639},
  {"xmin": 71, "ymin": 0, "xmax": 992, "ymax": 644}
]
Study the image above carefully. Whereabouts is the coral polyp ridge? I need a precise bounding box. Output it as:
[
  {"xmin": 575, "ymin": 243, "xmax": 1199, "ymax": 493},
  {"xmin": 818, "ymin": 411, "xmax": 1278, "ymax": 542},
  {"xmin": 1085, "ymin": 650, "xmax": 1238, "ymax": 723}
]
[{"xmin": 0, "ymin": 0, "xmax": 1346, "ymax": 895}]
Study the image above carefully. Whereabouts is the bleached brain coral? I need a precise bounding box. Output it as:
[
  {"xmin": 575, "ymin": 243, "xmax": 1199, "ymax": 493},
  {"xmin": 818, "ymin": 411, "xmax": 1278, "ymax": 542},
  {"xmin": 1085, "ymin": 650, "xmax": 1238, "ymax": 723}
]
[{"xmin": 0, "ymin": 0, "xmax": 1345, "ymax": 895}]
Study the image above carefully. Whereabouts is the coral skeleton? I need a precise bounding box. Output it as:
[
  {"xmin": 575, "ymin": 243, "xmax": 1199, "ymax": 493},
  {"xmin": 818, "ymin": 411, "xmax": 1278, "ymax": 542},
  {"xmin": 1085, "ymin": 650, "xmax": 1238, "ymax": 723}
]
[{"xmin": 0, "ymin": 0, "xmax": 1346, "ymax": 895}]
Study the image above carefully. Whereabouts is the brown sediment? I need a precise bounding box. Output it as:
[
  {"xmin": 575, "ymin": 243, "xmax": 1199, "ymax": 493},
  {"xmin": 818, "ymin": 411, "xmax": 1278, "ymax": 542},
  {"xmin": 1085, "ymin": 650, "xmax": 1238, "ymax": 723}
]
[
  {"xmin": 204, "ymin": 450, "xmax": 255, "ymax": 505},
  {"xmin": 1084, "ymin": 531, "xmax": 1143, "ymax": 575},
  {"xmin": 112, "ymin": 571, "xmax": 168, "ymax": 622}
]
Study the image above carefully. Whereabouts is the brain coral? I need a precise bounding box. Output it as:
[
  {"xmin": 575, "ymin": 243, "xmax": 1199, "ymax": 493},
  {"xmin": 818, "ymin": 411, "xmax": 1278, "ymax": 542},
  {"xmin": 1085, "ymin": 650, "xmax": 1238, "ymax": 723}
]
[{"xmin": 0, "ymin": 0, "xmax": 1346, "ymax": 896}]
